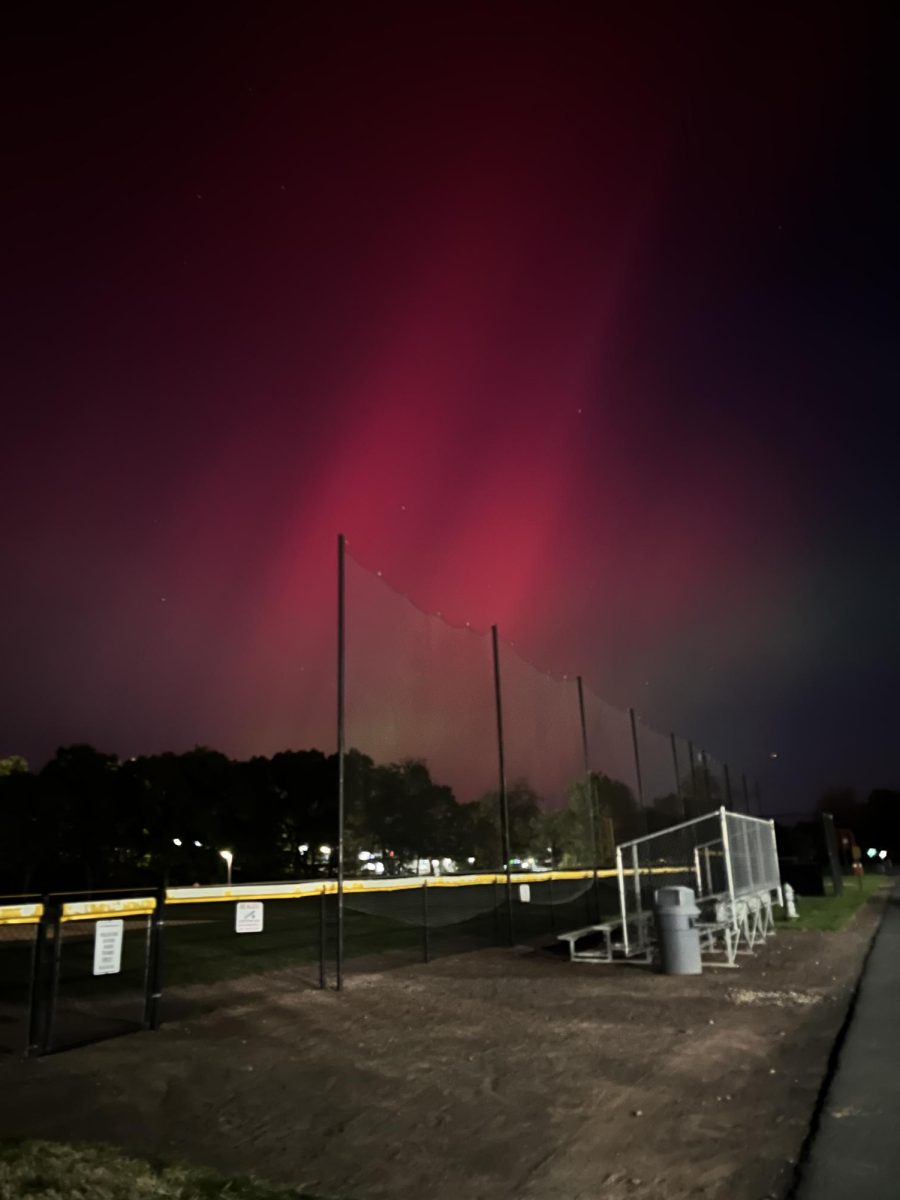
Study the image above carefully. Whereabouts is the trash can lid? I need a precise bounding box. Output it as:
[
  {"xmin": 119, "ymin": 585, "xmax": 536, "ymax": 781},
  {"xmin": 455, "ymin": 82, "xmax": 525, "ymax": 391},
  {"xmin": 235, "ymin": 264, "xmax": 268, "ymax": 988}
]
[{"xmin": 655, "ymin": 885, "xmax": 699, "ymax": 910}]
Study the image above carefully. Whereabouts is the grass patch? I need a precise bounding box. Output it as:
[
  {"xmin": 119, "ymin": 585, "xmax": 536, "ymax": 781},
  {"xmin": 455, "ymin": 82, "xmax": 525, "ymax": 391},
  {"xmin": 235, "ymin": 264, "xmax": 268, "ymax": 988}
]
[
  {"xmin": 0, "ymin": 1139, "xmax": 325, "ymax": 1200},
  {"xmin": 777, "ymin": 873, "xmax": 888, "ymax": 931}
]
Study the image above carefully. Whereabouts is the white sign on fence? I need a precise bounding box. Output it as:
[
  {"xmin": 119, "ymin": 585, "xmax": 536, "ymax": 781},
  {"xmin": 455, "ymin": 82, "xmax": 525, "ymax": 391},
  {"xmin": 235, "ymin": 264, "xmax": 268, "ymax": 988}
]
[
  {"xmin": 519, "ymin": 884, "xmax": 531, "ymax": 903},
  {"xmin": 93, "ymin": 919, "xmax": 124, "ymax": 976},
  {"xmin": 236, "ymin": 900, "xmax": 264, "ymax": 933}
]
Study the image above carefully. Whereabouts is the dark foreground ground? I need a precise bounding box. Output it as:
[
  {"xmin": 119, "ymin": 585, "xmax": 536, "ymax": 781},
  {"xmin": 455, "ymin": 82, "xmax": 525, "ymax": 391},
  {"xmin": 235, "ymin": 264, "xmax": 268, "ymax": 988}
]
[{"xmin": 0, "ymin": 894, "xmax": 888, "ymax": 1200}]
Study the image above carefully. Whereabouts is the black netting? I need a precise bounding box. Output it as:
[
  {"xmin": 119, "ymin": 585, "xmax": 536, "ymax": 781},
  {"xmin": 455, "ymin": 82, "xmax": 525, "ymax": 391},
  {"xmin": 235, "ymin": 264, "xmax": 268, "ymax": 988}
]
[
  {"xmin": 704, "ymin": 753, "xmax": 729, "ymax": 812},
  {"xmin": 497, "ymin": 645, "xmax": 590, "ymax": 871},
  {"xmin": 581, "ymin": 689, "xmax": 643, "ymax": 847},
  {"xmin": 161, "ymin": 896, "xmax": 323, "ymax": 1020},
  {"xmin": 671, "ymin": 734, "xmax": 697, "ymax": 821},
  {"xmin": 635, "ymin": 720, "xmax": 682, "ymax": 832},
  {"xmin": 345, "ymin": 551, "xmax": 500, "ymax": 879}
]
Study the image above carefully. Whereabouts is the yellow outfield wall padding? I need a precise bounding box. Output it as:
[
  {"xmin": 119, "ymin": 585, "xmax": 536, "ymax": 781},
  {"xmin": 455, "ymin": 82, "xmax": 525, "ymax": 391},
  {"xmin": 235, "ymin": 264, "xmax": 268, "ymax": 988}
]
[
  {"xmin": 61, "ymin": 897, "xmax": 157, "ymax": 923},
  {"xmin": 0, "ymin": 903, "xmax": 43, "ymax": 926},
  {"xmin": 162, "ymin": 865, "xmax": 689, "ymax": 906}
]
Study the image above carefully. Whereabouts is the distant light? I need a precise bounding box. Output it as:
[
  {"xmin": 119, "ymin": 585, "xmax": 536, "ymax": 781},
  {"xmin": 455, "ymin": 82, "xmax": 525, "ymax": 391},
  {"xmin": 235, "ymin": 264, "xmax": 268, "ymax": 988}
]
[
  {"xmin": 298, "ymin": 843, "xmax": 309, "ymax": 854},
  {"xmin": 172, "ymin": 838, "xmax": 182, "ymax": 847},
  {"xmin": 219, "ymin": 849, "xmax": 233, "ymax": 865},
  {"xmin": 358, "ymin": 851, "xmax": 372, "ymax": 862},
  {"xmin": 467, "ymin": 857, "xmax": 475, "ymax": 865},
  {"xmin": 769, "ymin": 752, "xmax": 778, "ymax": 759},
  {"xmin": 374, "ymin": 861, "xmax": 385, "ymax": 875},
  {"xmin": 878, "ymin": 850, "xmax": 888, "ymax": 861},
  {"xmin": 867, "ymin": 848, "xmax": 877, "ymax": 859},
  {"xmin": 193, "ymin": 840, "xmax": 202, "ymax": 848},
  {"xmin": 319, "ymin": 844, "xmax": 331, "ymax": 857}
]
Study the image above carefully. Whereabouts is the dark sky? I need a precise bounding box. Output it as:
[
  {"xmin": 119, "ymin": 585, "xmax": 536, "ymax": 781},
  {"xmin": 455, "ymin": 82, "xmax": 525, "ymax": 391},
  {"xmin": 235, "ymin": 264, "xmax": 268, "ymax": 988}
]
[{"xmin": 2, "ymin": 2, "xmax": 897, "ymax": 814}]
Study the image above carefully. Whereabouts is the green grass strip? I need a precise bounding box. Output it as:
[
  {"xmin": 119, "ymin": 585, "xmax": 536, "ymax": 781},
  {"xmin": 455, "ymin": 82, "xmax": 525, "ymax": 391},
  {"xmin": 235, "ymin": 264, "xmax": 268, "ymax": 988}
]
[
  {"xmin": 777, "ymin": 873, "xmax": 889, "ymax": 932},
  {"xmin": 0, "ymin": 1139, "xmax": 327, "ymax": 1200}
]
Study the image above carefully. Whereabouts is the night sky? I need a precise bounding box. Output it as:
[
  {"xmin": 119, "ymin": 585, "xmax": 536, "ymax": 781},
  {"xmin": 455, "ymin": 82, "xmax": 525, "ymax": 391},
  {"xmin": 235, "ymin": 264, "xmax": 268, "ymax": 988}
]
[{"xmin": 2, "ymin": 3, "xmax": 897, "ymax": 813}]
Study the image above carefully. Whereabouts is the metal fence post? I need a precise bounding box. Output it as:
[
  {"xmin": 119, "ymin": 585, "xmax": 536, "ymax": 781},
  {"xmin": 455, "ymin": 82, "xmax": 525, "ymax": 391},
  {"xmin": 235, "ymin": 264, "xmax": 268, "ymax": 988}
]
[
  {"xmin": 42, "ymin": 900, "xmax": 63, "ymax": 1056},
  {"xmin": 336, "ymin": 532, "xmax": 346, "ymax": 991},
  {"xmin": 576, "ymin": 677, "xmax": 601, "ymax": 922},
  {"xmin": 701, "ymin": 751, "xmax": 712, "ymax": 814},
  {"xmin": 628, "ymin": 708, "xmax": 648, "ymax": 835},
  {"xmin": 822, "ymin": 813, "xmax": 843, "ymax": 897},
  {"xmin": 719, "ymin": 808, "xmax": 737, "ymax": 936},
  {"xmin": 615, "ymin": 846, "xmax": 629, "ymax": 957},
  {"xmin": 143, "ymin": 885, "xmax": 165, "ymax": 1031},
  {"xmin": 687, "ymin": 740, "xmax": 699, "ymax": 819},
  {"xmin": 724, "ymin": 763, "xmax": 733, "ymax": 812},
  {"xmin": 742, "ymin": 772, "xmax": 751, "ymax": 817},
  {"xmin": 319, "ymin": 889, "xmax": 327, "ymax": 989},
  {"xmin": 26, "ymin": 898, "xmax": 51, "ymax": 1057},
  {"xmin": 421, "ymin": 880, "xmax": 430, "ymax": 963},
  {"xmin": 670, "ymin": 733, "xmax": 687, "ymax": 821},
  {"xmin": 491, "ymin": 625, "xmax": 514, "ymax": 947}
]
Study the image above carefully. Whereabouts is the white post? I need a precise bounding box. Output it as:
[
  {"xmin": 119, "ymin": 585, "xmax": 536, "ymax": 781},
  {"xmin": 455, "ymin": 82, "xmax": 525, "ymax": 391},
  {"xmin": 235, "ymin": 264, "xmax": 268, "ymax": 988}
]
[
  {"xmin": 719, "ymin": 808, "xmax": 738, "ymax": 934},
  {"xmin": 769, "ymin": 819, "xmax": 783, "ymax": 907},
  {"xmin": 616, "ymin": 846, "xmax": 629, "ymax": 957},
  {"xmin": 631, "ymin": 843, "xmax": 644, "ymax": 950}
]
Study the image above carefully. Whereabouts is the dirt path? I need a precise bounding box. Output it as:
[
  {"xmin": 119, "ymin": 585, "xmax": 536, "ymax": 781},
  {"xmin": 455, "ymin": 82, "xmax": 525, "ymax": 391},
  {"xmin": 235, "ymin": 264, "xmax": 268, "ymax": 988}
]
[{"xmin": 0, "ymin": 899, "xmax": 885, "ymax": 1200}]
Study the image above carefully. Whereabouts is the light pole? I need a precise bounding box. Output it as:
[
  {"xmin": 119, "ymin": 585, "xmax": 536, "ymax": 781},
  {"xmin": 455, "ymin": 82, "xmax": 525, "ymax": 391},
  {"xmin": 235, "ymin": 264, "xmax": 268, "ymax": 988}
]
[{"xmin": 219, "ymin": 849, "xmax": 233, "ymax": 887}]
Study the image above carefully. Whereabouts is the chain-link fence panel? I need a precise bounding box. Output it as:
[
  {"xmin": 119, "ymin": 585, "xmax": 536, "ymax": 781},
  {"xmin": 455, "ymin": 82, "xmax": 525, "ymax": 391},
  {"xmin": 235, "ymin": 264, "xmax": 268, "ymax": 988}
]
[{"xmin": 724, "ymin": 813, "xmax": 780, "ymax": 896}]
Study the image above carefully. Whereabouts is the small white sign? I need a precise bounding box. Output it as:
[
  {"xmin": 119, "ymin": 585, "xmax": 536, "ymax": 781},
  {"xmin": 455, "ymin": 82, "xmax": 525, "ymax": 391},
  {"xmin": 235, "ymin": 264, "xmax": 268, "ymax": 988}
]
[
  {"xmin": 519, "ymin": 884, "xmax": 531, "ymax": 903},
  {"xmin": 236, "ymin": 900, "xmax": 264, "ymax": 933},
  {"xmin": 93, "ymin": 919, "xmax": 124, "ymax": 976}
]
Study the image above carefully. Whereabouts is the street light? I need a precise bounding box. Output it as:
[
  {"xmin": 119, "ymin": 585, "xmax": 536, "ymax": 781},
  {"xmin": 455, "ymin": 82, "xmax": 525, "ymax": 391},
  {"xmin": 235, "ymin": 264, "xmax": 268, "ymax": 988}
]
[{"xmin": 219, "ymin": 848, "xmax": 234, "ymax": 886}]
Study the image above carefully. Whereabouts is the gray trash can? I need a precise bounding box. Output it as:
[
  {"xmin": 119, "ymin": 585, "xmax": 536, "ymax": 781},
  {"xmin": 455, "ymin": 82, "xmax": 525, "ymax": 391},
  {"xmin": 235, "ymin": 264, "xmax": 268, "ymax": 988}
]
[{"xmin": 654, "ymin": 885, "xmax": 702, "ymax": 975}]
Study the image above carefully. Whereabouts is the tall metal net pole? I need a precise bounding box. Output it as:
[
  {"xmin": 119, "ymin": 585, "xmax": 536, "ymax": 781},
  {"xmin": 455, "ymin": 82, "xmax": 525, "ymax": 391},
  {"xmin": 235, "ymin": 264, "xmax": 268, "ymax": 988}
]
[
  {"xmin": 687, "ymin": 740, "xmax": 698, "ymax": 819},
  {"xmin": 491, "ymin": 626, "xmax": 514, "ymax": 946},
  {"xmin": 701, "ymin": 751, "xmax": 712, "ymax": 814},
  {"xmin": 628, "ymin": 708, "xmax": 648, "ymax": 835},
  {"xmin": 742, "ymin": 772, "xmax": 750, "ymax": 816},
  {"xmin": 336, "ymin": 533, "xmax": 346, "ymax": 991},
  {"xmin": 754, "ymin": 779, "xmax": 762, "ymax": 817},
  {"xmin": 670, "ymin": 732, "xmax": 686, "ymax": 820},
  {"xmin": 724, "ymin": 763, "xmax": 733, "ymax": 811},
  {"xmin": 577, "ymin": 676, "xmax": 601, "ymax": 918}
]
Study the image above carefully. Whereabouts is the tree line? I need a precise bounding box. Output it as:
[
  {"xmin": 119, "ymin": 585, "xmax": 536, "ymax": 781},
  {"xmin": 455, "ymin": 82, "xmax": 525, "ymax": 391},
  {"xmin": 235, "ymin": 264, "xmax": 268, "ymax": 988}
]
[{"xmin": 0, "ymin": 744, "xmax": 705, "ymax": 895}]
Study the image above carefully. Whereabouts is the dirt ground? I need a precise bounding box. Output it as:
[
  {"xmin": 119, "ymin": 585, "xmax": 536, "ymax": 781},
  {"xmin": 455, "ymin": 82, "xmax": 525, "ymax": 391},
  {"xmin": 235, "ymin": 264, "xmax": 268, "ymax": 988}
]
[{"xmin": 0, "ymin": 898, "xmax": 886, "ymax": 1200}]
